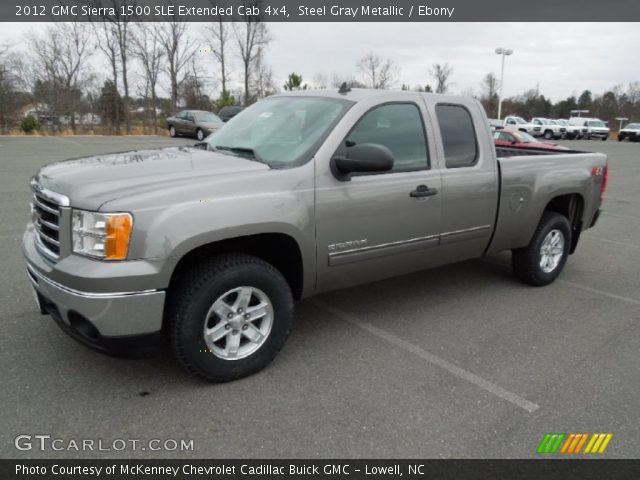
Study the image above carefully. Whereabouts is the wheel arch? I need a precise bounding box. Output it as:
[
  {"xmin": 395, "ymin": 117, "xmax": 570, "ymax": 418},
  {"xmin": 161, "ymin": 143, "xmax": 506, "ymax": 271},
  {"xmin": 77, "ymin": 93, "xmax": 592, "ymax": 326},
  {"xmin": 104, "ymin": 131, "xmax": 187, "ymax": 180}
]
[
  {"xmin": 167, "ymin": 232, "xmax": 305, "ymax": 301},
  {"xmin": 543, "ymin": 193, "xmax": 584, "ymax": 254}
]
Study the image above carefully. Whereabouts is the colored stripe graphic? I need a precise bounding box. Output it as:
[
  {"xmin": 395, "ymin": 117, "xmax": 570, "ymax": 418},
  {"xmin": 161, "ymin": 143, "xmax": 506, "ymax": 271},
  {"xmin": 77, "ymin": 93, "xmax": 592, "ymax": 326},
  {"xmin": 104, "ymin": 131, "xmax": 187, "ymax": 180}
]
[
  {"xmin": 540, "ymin": 433, "xmax": 613, "ymax": 454},
  {"xmin": 584, "ymin": 433, "xmax": 613, "ymax": 454},
  {"xmin": 560, "ymin": 433, "xmax": 589, "ymax": 454},
  {"xmin": 537, "ymin": 433, "xmax": 565, "ymax": 454}
]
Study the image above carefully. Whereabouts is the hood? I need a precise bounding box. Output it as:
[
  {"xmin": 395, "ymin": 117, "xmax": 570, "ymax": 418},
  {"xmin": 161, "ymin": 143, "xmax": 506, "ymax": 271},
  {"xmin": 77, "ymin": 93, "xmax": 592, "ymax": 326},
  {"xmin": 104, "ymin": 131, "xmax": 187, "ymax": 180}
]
[{"xmin": 34, "ymin": 146, "xmax": 270, "ymax": 210}]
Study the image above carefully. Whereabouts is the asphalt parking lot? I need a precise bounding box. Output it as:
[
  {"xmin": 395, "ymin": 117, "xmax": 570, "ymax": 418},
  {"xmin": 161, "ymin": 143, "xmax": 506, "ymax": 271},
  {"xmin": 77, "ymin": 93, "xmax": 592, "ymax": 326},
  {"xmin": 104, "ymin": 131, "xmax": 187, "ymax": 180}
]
[{"xmin": 1, "ymin": 135, "xmax": 638, "ymax": 459}]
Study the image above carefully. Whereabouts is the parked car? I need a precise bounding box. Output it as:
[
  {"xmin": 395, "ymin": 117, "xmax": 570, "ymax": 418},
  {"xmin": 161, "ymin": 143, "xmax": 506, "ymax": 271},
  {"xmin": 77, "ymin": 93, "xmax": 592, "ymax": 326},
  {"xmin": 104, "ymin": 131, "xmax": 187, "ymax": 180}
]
[
  {"xmin": 24, "ymin": 89, "xmax": 607, "ymax": 381},
  {"xmin": 557, "ymin": 119, "xmax": 582, "ymax": 139},
  {"xmin": 503, "ymin": 115, "xmax": 541, "ymax": 136},
  {"xmin": 531, "ymin": 118, "xmax": 564, "ymax": 140},
  {"xmin": 569, "ymin": 117, "xmax": 609, "ymax": 141},
  {"xmin": 218, "ymin": 105, "xmax": 244, "ymax": 122},
  {"xmin": 617, "ymin": 122, "xmax": 640, "ymax": 142},
  {"xmin": 568, "ymin": 117, "xmax": 589, "ymax": 139},
  {"xmin": 493, "ymin": 128, "xmax": 569, "ymax": 150},
  {"xmin": 166, "ymin": 110, "xmax": 223, "ymax": 141}
]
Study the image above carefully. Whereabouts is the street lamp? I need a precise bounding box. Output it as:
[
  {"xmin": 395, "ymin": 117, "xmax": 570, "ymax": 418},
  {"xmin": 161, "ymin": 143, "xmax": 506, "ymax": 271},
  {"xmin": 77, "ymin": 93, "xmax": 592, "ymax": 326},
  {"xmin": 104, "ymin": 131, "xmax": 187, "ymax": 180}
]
[
  {"xmin": 615, "ymin": 117, "xmax": 629, "ymax": 131},
  {"xmin": 571, "ymin": 110, "xmax": 589, "ymax": 118},
  {"xmin": 495, "ymin": 47, "xmax": 513, "ymax": 121}
]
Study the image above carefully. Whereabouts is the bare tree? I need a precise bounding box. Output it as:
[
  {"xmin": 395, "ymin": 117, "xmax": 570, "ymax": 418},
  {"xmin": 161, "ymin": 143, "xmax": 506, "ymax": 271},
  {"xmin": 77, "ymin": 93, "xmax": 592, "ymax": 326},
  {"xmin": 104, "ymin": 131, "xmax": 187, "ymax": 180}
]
[
  {"xmin": 158, "ymin": 20, "xmax": 197, "ymax": 113},
  {"xmin": 357, "ymin": 52, "xmax": 398, "ymax": 89},
  {"xmin": 205, "ymin": 18, "xmax": 231, "ymax": 97},
  {"xmin": 250, "ymin": 50, "xmax": 276, "ymax": 101},
  {"xmin": 29, "ymin": 23, "xmax": 95, "ymax": 132},
  {"xmin": 312, "ymin": 72, "xmax": 329, "ymax": 89},
  {"xmin": 132, "ymin": 23, "xmax": 165, "ymax": 133},
  {"xmin": 91, "ymin": 1, "xmax": 135, "ymax": 134},
  {"xmin": 233, "ymin": 7, "xmax": 271, "ymax": 105},
  {"xmin": 0, "ymin": 45, "xmax": 21, "ymax": 133},
  {"xmin": 430, "ymin": 63, "xmax": 454, "ymax": 94},
  {"xmin": 94, "ymin": 21, "xmax": 121, "ymax": 133},
  {"xmin": 480, "ymin": 72, "xmax": 499, "ymax": 117}
]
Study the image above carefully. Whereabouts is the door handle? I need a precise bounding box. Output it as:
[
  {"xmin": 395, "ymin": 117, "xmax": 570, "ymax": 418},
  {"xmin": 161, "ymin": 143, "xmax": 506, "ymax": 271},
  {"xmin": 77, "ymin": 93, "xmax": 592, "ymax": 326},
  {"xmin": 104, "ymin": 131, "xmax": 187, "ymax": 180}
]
[{"xmin": 410, "ymin": 185, "xmax": 438, "ymax": 198}]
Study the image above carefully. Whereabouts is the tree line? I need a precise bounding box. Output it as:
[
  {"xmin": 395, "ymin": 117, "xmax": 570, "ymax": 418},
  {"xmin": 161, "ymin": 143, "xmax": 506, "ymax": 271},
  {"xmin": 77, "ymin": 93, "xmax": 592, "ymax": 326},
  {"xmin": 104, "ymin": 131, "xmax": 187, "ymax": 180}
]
[{"xmin": 1, "ymin": 19, "xmax": 639, "ymax": 135}]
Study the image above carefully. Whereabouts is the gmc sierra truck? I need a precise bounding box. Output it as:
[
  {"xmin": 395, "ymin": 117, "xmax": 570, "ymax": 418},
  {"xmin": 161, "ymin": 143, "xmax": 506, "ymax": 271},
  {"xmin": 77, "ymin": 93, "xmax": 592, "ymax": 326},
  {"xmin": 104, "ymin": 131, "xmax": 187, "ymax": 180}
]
[{"xmin": 23, "ymin": 89, "xmax": 608, "ymax": 382}]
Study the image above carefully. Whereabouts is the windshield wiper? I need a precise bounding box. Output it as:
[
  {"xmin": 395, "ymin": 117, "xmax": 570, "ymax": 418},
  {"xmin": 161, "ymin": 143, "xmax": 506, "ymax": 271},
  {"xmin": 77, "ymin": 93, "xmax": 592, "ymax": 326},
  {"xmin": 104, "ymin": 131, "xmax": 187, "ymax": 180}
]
[{"xmin": 214, "ymin": 145, "xmax": 263, "ymax": 163}]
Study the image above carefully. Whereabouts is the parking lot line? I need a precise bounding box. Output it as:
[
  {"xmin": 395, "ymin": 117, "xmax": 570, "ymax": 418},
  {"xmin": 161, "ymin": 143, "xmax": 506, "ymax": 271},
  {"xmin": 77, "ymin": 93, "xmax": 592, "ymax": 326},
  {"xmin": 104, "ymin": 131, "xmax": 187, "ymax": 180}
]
[
  {"xmin": 583, "ymin": 235, "xmax": 640, "ymax": 250},
  {"xmin": 558, "ymin": 280, "xmax": 640, "ymax": 306},
  {"xmin": 309, "ymin": 299, "xmax": 541, "ymax": 413}
]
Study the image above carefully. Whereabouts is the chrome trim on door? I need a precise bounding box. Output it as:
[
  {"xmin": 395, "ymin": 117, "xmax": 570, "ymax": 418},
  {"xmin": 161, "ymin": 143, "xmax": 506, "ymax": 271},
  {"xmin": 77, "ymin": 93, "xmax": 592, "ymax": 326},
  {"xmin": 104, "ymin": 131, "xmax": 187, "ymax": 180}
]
[
  {"xmin": 328, "ymin": 225, "xmax": 492, "ymax": 266},
  {"xmin": 328, "ymin": 234, "xmax": 440, "ymax": 266},
  {"xmin": 440, "ymin": 225, "xmax": 491, "ymax": 245}
]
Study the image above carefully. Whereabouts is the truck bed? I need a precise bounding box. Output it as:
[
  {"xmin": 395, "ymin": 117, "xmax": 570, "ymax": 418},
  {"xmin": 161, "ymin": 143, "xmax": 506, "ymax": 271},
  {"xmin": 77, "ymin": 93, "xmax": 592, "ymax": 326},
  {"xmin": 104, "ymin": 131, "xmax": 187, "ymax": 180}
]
[{"xmin": 487, "ymin": 147, "xmax": 607, "ymax": 255}]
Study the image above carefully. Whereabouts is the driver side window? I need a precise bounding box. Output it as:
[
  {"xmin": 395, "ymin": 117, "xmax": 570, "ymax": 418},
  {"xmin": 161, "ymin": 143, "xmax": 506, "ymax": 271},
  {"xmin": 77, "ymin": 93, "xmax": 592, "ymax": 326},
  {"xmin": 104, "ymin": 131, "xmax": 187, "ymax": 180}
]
[{"xmin": 345, "ymin": 103, "xmax": 429, "ymax": 173}]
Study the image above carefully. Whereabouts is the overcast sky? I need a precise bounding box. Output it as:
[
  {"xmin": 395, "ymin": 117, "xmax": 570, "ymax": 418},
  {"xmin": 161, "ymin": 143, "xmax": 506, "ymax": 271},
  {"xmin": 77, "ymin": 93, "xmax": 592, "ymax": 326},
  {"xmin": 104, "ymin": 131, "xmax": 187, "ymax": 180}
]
[{"xmin": 1, "ymin": 22, "xmax": 638, "ymax": 101}]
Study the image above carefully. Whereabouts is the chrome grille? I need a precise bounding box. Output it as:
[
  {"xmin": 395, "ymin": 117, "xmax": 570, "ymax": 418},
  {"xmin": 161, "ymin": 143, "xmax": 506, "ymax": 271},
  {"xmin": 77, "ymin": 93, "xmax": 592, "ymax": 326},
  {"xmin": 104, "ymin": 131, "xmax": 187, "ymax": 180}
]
[{"xmin": 30, "ymin": 180, "xmax": 68, "ymax": 261}]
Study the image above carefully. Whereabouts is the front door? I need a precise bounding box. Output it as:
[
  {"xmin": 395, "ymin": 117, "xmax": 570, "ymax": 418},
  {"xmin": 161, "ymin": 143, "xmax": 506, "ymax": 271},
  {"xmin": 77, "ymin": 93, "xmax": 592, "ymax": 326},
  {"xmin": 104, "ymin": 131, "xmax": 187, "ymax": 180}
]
[{"xmin": 315, "ymin": 98, "xmax": 442, "ymax": 292}]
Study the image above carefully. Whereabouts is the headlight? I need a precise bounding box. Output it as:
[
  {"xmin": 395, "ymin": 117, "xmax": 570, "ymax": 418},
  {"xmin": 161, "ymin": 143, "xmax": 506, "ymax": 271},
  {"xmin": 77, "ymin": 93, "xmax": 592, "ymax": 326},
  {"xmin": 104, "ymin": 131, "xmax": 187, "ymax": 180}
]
[{"xmin": 72, "ymin": 210, "xmax": 132, "ymax": 260}]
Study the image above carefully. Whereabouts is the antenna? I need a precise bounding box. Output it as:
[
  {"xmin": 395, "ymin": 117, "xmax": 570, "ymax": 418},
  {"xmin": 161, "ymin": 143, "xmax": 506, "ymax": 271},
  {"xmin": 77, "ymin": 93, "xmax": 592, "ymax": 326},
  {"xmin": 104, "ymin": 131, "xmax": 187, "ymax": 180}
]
[{"xmin": 338, "ymin": 82, "xmax": 351, "ymax": 94}]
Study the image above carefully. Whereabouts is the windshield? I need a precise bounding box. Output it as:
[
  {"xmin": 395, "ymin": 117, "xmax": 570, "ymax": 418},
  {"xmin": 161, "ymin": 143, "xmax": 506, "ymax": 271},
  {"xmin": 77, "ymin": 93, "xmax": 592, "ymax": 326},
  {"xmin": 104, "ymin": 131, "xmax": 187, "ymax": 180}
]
[
  {"xmin": 196, "ymin": 112, "xmax": 223, "ymax": 123},
  {"xmin": 513, "ymin": 131, "xmax": 537, "ymax": 142},
  {"xmin": 557, "ymin": 120, "xmax": 567, "ymax": 125},
  {"xmin": 513, "ymin": 117, "xmax": 526, "ymax": 124},
  {"xmin": 588, "ymin": 120, "xmax": 606, "ymax": 127},
  {"xmin": 205, "ymin": 96, "xmax": 351, "ymax": 167},
  {"xmin": 625, "ymin": 123, "xmax": 640, "ymax": 129}
]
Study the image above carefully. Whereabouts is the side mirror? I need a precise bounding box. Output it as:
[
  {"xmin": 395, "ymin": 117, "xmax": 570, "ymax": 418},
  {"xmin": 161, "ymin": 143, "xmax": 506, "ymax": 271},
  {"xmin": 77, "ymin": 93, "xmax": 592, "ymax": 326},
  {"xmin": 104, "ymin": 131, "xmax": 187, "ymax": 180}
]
[{"xmin": 331, "ymin": 143, "xmax": 394, "ymax": 181}]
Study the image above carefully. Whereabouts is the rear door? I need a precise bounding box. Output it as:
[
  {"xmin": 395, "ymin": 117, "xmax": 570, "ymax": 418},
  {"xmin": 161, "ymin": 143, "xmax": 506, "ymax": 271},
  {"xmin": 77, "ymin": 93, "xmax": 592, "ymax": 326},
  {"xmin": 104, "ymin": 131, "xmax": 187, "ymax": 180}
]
[
  {"xmin": 315, "ymin": 93, "xmax": 442, "ymax": 292},
  {"xmin": 183, "ymin": 111, "xmax": 196, "ymax": 136},
  {"xmin": 426, "ymin": 99, "xmax": 499, "ymax": 263}
]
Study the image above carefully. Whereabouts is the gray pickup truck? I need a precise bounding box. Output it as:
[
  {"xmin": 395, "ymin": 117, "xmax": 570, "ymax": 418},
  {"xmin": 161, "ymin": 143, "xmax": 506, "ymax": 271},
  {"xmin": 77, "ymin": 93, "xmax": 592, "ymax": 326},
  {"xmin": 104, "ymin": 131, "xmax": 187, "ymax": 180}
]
[{"xmin": 23, "ymin": 89, "xmax": 608, "ymax": 381}]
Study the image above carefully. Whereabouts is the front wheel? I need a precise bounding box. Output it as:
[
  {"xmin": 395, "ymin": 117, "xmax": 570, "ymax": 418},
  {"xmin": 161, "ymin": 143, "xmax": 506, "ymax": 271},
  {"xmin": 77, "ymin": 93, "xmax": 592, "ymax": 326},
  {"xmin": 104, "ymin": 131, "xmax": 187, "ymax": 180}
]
[
  {"xmin": 601, "ymin": 136, "xmax": 607, "ymax": 141},
  {"xmin": 544, "ymin": 130, "xmax": 553, "ymax": 140},
  {"xmin": 512, "ymin": 212, "xmax": 571, "ymax": 286},
  {"xmin": 168, "ymin": 254, "xmax": 294, "ymax": 382},
  {"xmin": 169, "ymin": 126, "xmax": 176, "ymax": 137}
]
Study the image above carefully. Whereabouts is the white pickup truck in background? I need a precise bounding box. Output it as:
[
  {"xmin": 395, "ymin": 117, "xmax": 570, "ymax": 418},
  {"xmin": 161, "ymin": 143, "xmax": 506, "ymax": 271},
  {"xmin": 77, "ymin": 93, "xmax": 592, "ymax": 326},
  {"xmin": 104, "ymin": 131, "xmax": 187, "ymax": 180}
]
[
  {"xmin": 531, "ymin": 118, "xmax": 564, "ymax": 140},
  {"xmin": 503, "ymin": 115, "xmax": 542, "ymax": 136}
]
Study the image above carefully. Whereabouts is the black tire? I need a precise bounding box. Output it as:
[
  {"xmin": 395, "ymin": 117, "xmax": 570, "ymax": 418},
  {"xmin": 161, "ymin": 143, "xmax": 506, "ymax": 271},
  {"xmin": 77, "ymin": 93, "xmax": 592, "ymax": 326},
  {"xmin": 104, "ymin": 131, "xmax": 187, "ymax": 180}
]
[
  {"xmin": 196, "ymin": 128, "xmax": 204, "ymax": 141},
  {"xmin": 601, "ymin": 136, "xmax": 607, "ymax": 141},
  {"xmin": 544, "ymin": 130, "xmax": 553, "ymax": 140},
  {"xmin": 168, "ymin": 254, "xmax": 294, "ymax": 382},
  {"xmin": 585, "ymin": 132, "xmax": 591, "ymax": 140},
  {"xmin": 169, "ymin": 126, "xmax": 176, "ymax": 137},
  {"xmin": 618, "ymin": 136, "xmax": 623, "ymax": 142},
  {"xmin": 511, "ymin": 212, "xmax": 571, "ymax": 286}
]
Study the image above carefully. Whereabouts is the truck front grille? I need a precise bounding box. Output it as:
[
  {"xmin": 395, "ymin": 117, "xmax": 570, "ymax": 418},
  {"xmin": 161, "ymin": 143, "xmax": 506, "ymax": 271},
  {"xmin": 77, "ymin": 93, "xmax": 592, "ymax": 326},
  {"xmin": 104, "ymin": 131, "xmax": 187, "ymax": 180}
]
[{"xmin": 30, "ymin": 181, "xmax": 67, "ymax": 261}]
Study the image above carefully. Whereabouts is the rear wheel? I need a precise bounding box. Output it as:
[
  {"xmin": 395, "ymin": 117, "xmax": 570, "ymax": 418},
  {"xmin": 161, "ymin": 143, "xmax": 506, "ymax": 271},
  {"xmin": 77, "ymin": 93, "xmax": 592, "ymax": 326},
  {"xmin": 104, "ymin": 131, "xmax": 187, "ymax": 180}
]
[
  {"xmin": 512, "ymin": 212, "xmax": 571, "ymax": 286},
  {"xmin": 196, "ymin": 128, "xmax": 205, "ymax": 141},
  {"xmin": 168, "ymin": 254, "xmax": 294, "ymax": 382}
]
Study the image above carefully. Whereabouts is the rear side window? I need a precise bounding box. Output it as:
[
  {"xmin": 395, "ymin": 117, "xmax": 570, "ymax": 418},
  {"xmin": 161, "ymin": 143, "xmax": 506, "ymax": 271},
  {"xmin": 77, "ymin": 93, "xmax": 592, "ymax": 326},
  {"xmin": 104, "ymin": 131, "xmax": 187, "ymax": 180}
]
[
  {"xmin": 346, "ymin": 103, "xmax": 429, "ymax": 172},
  {"xmin": 436, "ymin": 104, "xmax": 478, "ymax": 168}
]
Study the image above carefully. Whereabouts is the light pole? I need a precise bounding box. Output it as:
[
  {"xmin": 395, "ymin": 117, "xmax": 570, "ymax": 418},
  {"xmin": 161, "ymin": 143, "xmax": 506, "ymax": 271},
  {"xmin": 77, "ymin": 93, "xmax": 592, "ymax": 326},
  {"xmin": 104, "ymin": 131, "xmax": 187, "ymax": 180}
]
[
  {"xmin": 571, "ymin": 109, "xmax": 589, "ymax": 118},
  {"xmin": 495, "ymin": 47, "xmax": 513, "ymax": 121},
  {"xmin": 615, "ymin": 117, "xmax": 629, "ymax": 132}
]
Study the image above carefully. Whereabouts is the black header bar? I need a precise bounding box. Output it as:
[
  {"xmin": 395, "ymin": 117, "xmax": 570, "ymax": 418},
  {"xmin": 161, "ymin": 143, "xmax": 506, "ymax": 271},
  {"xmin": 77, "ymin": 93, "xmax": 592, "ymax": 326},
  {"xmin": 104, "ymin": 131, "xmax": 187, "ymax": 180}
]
[{"xmin": 3, "ymin": 0, "xmax": 640, "ymax": 22}]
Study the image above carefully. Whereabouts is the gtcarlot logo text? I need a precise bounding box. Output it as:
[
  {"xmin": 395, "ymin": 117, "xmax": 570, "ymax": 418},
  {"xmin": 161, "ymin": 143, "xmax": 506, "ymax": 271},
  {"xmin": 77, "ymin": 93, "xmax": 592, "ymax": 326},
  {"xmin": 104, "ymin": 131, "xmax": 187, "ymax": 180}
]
[{"xmin": 14, "ymin": 434, "xmax": 194, "ymax": 452}]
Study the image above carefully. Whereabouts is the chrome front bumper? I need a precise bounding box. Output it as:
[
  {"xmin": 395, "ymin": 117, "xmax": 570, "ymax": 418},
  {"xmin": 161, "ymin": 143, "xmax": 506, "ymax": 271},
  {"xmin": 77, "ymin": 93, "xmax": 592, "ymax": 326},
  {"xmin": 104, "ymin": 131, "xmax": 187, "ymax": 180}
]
[{"xmin": 23, "ymin": 226, "xmax": 165, "ymax": 339}]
